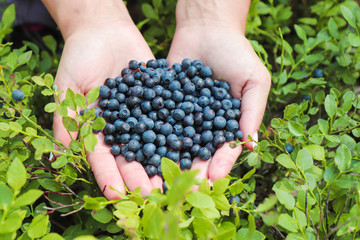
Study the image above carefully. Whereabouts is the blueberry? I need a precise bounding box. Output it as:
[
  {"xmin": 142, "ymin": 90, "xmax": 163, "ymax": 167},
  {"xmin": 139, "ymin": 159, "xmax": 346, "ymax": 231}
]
[
  {"xmin": 231, "ymin": 98, "xmax": 241, "ymax": 109},
  {"xmin": 195, "ymin": 78, "xmax": 205, "ymax": 90},
  {"xmin": 211, "ymin": 101, "xmax": 222, "ymax": 111},
  {"xmin": 154, "ymin": 121, "xmax": 164, "ymax": 132},
  {"xmin": 157, "ymin": 58, "xmax": 168, "ymax": 68},
  {"xmin": 234, "ymin": 109, "xmax": 241, "ymax": 120},
  {"xmin": 129, "ymin": 60, "xmax": 138, "ymax": 70},
  {"xmin": 198, "ymin": 147, "xmax": 211, "ymax": 160},
  {"xmin": 103, "ymin": 123, "xmax": 116, "ymax": 135},
  {"xmin": 99, "ymin": 85, "xmax": 111, "ymax": 98},
  {"xmin": 213, "ymin": 135, "xmax": 226, "ymax": 148},
  {"xmin": 102, "ymin": 110, "xmax": 112, "ymax": 121},
  {"xmin": 119, "ymin": 134, "xmax": 131, "ymax": 144},
  {"xmin": 143, "ymin": 143, "xmax": 156, "ymax": 157},
  {"xmin": 121, "ymin": 68, "xmax": 132, "ymax": 76},
  {"xmin": 131, "ymin": 133, "xmax": 141, "ymax": 141},
  {"xmin": 119, "ymin": 122, "xmax": 131, "ymax": 133},
  {"xmin": 166, "ymin": 134, "xmax": 178, "ymax": 144},
  {"xmin": 126, "ymin": 117, "xmax": 138, "ymax": 129},
  {"xmin": 216, "ymin": 109, "xmax": 225, "ymax": 117},
  {"xmin": 201, "ymin": 130, "xmax": 214, "ymax": 144},
  {"xmin": 124, "ymin": 151, "xmax": 136, "ymax": 162},
  {"xmin": 135, "ymin": 150, "xmax": 145, "ymax": 162},
  {"xmin": 149, "ymin": 154, "xmax": 161, "ymax": 167},
  {"xmin": 145, "ymin": 68, "xmax": 156, "ymax": 77},
  {"xmin": 190, "ymin": 144, "xmax": 201, "ymax": 157},
  {"xmin": 194, "ymin": 112, "xmax": 204, "ymax": 126},
  {"xmin": 111, "ymin": 145, "xmax": 121, "ymax": 156},
  {"xmin": 225, "ymin": 132, "xmax": 235, "ymax": 142},
  {"xmin": 181, "ymin": 58, "xmax": 192, "ymax": 69},
  {"xmin": 313, "ymin": 68, "xmax": 323, "ymax": 78},
  {"xmin": 203, "ymin": 107, "xmax": 215, "ymax": 120},
  {"xmin": 221, "ymin": 99, "xmax": 232, "ymax": 110},
  {"xmin": 145, "ymin": 165, "xmax": 157, "ymax": 177},
  {"xmin": 156, "ymin": 146, "xmax": 168, "ymax": 157},
  {"xmin": 166, "ymin": 116, "xmax": 176, "ymax": 125},
  {"xmin": 162, "ymin": 71, "xmax": 174, "ymax": 84},
  {"xmin": 166, "ymin": 150, "xmax": 180, "ymax": 162},
  {"xmin": 115, "ymin": 93, "xmax": 126, "ymax": 103},
  {"xmin": 115, "ymin": 76, "xmax": 123, "ymax": 84},
  {"xmin": 214, "ymin": 88, "xmax": 226, "ymax": 100},
  {"xmin": 204, "ymin": 77, "xmax": 214, "ymax": 88},
  {"xmin": 128, "ymin": 140, "xmax": 141, "ymax": 152},
  {"xmin": 123, "ymin": 74, "xmax": 135, "ymax": 86},
  {"xmin": 164, "ymin": 99, "xmax": 176, "ymax": 110},
  {"xmin": 183, "ymin": 114, "xmax": 194, "ymax": 126},
  {"xmin": 117, "ymin": 83, "xmax": 128, "ymax": 93},
  {"xmin": 199, "ymin": 66, "xmax": 212, "ymax": 77},
  {"xmin": 169, "ymin": 80, "xmax": 181, "ymax": 92},
  {"xmin": 193, "ymin": 134, "xmax": 202, "ymax": 145},
  {"xmin": 173, "ymin": 124, "xmax": 184, "ymax": 136},
  {"xmin": 142, "ymin": 117, "xmax": 155, "ymax": 130},
  {"xmin": 158, "ymin": 108, "xmax": 170, "ymax": 120},
  {"xmin": 186, "ymin": 66, "xmax": 197, "ymax": 78},
  {"xmin": 146, "ymin": 59, "xmax": 158, "ymax": 69},
  {"xmin": 180, "ymin": 158, "xmax": 192, "ymax": 170},
  {"xmin": 191, "ymin": 60, "xmax": 203, "ymax": 70},
  {"xmin": 142, "ymin": 130, "xmax": 156, "ymax": 143},
  {"xmin": 161, "ymin": 89, "xmax": 172, "ymax": 100},
  {"xmin": 183, "ymin": 82, "xmax": 196, "ymax": 95},
  {"xmin": 119, "ymin": 108, "xmax": 131, "ymax": 119},
  {"xmin": 202, "ymin": 121, "xmax": 213, "ymax": 131},
  {"xmin": 98, "ymin": 99, "xmax": 108, "ymax": 110},
  {"xmin": 134, "ymin": 122, "xmax": 147, "ymax": 134},
  {"xmin": 172, "ymin": 63, "xmax": 182, "ymax": 73},
  {"xmin": 219, "ymin": 81, "xmax": 231, "ymax": 91},
  {"xmin": 104, "ymin": 135, "xmax": 114, "ymax": 145},
  {"xmin": 160, "ymin": 122, "xmax": 173, "ymax": 136},
  {"xmin": 172, "ymin": 90, "xmax": 184, "ymax": 102},
  {"xmin": 183, "ymin": 126, "xmax": 196, "ymax": 138},
  {"xmin": 180, "ymin": 101, "xmax": 194, "ymax": 114},
  {"xmin": 226, "ymin": 120, "xmax": 239, "ymax": 132},
  {"xmin": 105, "ymin": 78, "xmax": 116, "ymax": 88},
  {"xmin": 107, "ymin": 99, "xmax": 119, "ymax": 110},
  {"xmin": 234, "ymin": 130, "xmax": 243, "ymax": 140},
  {"xmin": 141, "ymin": 101, "xmax": 152, "ymax": 113},
  {"xmin": 173, "ymin": 109, "xmax": 185, "ymax": 121},
  {"xmin": 206, "ymin": 142, "xmax": 216, "ymax": 155},
  {"xmin": 213, "ymin": 116, "xmax": 226, "ymax": 129},
  {"xmin": 127, "ymin": 96, "xmax": 141, "ymax": 108},
  {"xmin": 152, "ymin": 96, "xmax": 164, "ymax": 110},
  {"xmin": 170, "ymin": 140, "xmax": 182, "ymax": 151},
  {"xmin": 224, "ymin": 109, "xmax": 236, "ymax": 120},
  {"xmin": 285, "ymin": 144, "xmax": 293, "ymax": 153},
  {"xmin": 145, "ymin": 78, "xmax": 156, "ymax": 88},
  {"xmin": 302, "ymin": 95, "xmax": 311, "ymax": 101}
]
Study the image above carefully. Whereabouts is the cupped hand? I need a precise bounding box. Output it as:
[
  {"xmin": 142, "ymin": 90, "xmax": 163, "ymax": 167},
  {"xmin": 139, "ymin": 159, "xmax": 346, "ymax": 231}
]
[
  {"xmin": 53, "ymin": 21, "xmax": 163, "ymax": 200},
  {"xmin": 167, "ymin": 24, "xmax": 271, "ymax": 182}
]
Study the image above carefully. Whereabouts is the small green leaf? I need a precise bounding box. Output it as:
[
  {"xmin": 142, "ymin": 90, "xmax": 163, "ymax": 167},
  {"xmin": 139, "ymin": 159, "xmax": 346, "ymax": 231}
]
[
  {"xmin": 349, "ymin": 33, "xmax": 360, "ymax": 47},
  {"xmin": 141, "ymin": 203, "xmax": 163, "ymax": 239},
  {"xmin": 335, "ymin": 144, "xmax": 351, "ymax": 172},
  {"xmin": 84, "ymin": 133, "xmax": 97, "ymax": 152},
  {"xmin": 41, "ymin": 88, "xmax": 53, "ymax": 96},
  {"xmin": 91, "ymin": 208, "xmax": 113, "ymax": 223},
  {"xmin": 228, "ymin": 180, "xmax": 244, "ymax": 196},
  {"xmin": 44, "ymin": 74, "xmax": 54, "ymax": 87},
  {"xmin": 62, "ymin": 116, "xmax": 79, "ymax": 132},
  {"xmin": 278, "ymin": 214, "xmax": 298, "ymax": 232},
  {"xmin": 0, "ymin": 184, "xmax": 13, "ymax": 210},
  {"xmin": 211, "ymin": 193, "xmax": 230, "ymax": 211},
  {"xmin": 0, "ymin": 122, "xmax": 10, "ymax": 131},
  {"xmin": 288, "ymin": 121, "xmax": 304, "ymax": 137},
  {"xmin": 328, "ymin": 18, "xmax": 339, "ymax": 39},
  {"xmin": 142, "ymin": 3, "xmax": 157, "ymax": 19},
  {"xmin": 43, "ymin": 35, "xmax": 57, "ymax": 53},
  {"xmin": 51, "ymin": 155, "xmax": 68, "ymax": 169},
  {"xmin": 186, "ymin": 191, "xmax": 215, "ymax": 209},
  {"xmin": 14, "ymin": 189, "xmax": 43, "ymax": 207},
  {"xmin": 92, "ymin": 117, "xmax": 106, "ymax": 130},
  {"xmin": 41, "ymin": 233, "xmax": 65, "ymax": 240},
  {"xmin": 324, "ymin": 95, "xmax": 337, "ymax": 117},
  {"xmin": 18, "ymin": 51, "xmax": 32, "ymax": 65},
  {"xmin": 304, "ymin": 145, "xmax": 325, "ymax": 161},
  {"xmin": 87, "ymin": 87, "xmax": 99, "ymax": 104},
  {"xmin": 161, "ymin": 157, "xmax": 181, "ymax": 186},
  {"xmin": 276, "ymin": 154, "xmax": 296, "ymax": 169},
  {"xmin": 296, "ymin": 148, "xmax": 313, "ymax": 171},
  {"xmin": 294, "ymin": 24, "xmax": 307, "ymax": 42},
  {"xmin": 274, "ymin": 188, "xmax": 295, "ymax": 210},
  {"xmin": 7, "ymin": 158, "xmax": 27, "ymax": 191},
  {"xmin": 27, "ymin": 214, "xmax": 50, "ymax": 239},
  {"xmin": 257, "ymin": 194, "xmax": 277, "ymax": 212},
  {"xmin": 75, "ymin": 94, "xmax": 86, "ymax": 109},
  {"xmin": 152, "ymin": 0, "xmax": 162, "ymax": 9},
  {"xmin": 44, "ymin": 102, "xmax": 57, "ymax": 113},
  {"xmin": 2, "ymin": 4, "xmax": 15, "ymax": 27},
  {"xmin": 340, "ymin": 5, "xmax": 355, "ymax": 28},
  {"xmin": 212, "ymin": 178, "xmax": 230, "ymax": 194},
  {"xmin": 242, "ymin": 168, "xmax": 256, "ymax": 181},
  {"xmin": 32, "ymin": 76, "xmax": 45, "ymax": 86}
]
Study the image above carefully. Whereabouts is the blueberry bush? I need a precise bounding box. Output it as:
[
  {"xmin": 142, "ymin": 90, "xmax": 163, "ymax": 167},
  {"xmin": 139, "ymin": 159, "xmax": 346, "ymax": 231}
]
[{"xmin": 1, "ymin": 0, "xmax": 360, "ymax": 239}]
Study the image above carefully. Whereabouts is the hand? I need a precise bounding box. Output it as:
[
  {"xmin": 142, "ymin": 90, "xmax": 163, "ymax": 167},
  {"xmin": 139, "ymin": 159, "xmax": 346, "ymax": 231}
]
[
  {"xmin": 53, "ymin": 20, "xmax": 163, "ymax": 200},
  {"xmin": 167, "ymin": 24, "xmax": 271, "ymax": 182}
]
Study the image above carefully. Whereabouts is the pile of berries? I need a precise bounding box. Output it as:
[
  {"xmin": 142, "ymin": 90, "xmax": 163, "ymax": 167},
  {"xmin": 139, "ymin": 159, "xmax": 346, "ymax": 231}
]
[{"xmin": 97, "ymin": 58, "xmax": 243, "ymax": 177}]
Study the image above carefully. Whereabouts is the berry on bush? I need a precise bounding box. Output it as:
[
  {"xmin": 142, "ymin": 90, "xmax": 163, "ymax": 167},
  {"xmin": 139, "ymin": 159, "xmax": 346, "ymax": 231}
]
[
  {"xmin": 97, "ymin": 59, "xmax": 243, "ymax": 177},
  {"xmin": 285, "ymin": 144, "xmax": 293, "ymax": 153},
  {"xmin": 12, "ymin": 89, "xmax": 25, "ymax": 101}
]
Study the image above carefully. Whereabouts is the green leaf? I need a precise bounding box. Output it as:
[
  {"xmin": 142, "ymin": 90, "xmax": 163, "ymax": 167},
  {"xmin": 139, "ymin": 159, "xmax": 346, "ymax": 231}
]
[
  {"xmin": 215, "ymin": 222, "xmax": 236, "ymax": 240},
  {"xmin": 335, "ymin": 144, "xmax": 351, "ymax": 172},
  {"xmin": 62, "ymin": 116, "xmax": 79, "ymax": 132},
  {"xmin": 18, "ymin": 51, "xmax": 32, "ymax": 65},
  {"xmin": 304, "ymin": 145, "xmax": 325, "ymax": 161},
  {"xmin": 44, "ymin": 74, "xmax": 54, "ymax": 87},
  {"xmin": 229, "ymin": 180, "xmax": 244, "ymax": 196},
  {"xmin": 276, "ymin": 154, "xmax": 296, "ymax": 169},
  {"xmin": 87, "ymin": 87, "xmax": 99, "ymax": 104},
  {"xmin": 44, "ymin": 102, "xmax": 57, "ymax": 113},
  {"xmin": 278, "ymin": 214, "xmax": 298, "ymax": 232},
  {"xmin": 324, "ymin": 95, "xmax": 337, "ymax": 117},
  {"xmin": 161, "ymin": 157, "xmax": 181, "ymax": 186},
  {"xmin": 75, "ymin": 94, "xmax": 86, "ymax": 109},
  {"xmin": 257, "ymin": 194, "xmax": 277, "ymax": 212},
  {"xmin": 27, "ymin": 214, "xmax": 50, "ymax": 239},
  {"xmin": 328, "ymin": 18, "xmax": 339, "ymax": 39},
  {"xmin": 186, "ymin": 191, "xmax": 215, "ymax": 209},
  {"xmin": 43, "ymin": 35, "xmax": 57, "ymax": 53},
  {"xmin": 242, "ymin": 168, "xmax": 256, "ymax": 181},
  {"xmin": 152, "ymin": 0, "xmax": 162, "ymax": 9},
  {"xmin": 142, "ymin": 3, "xmax": 157, "ymax": 19},
  {"xmin": 41, "ymin": 88, "xmax": 53, "ymax": 96},
  {"xmin": 294, "ymin": 207, "xmax": 307, "ymax": 230},
  {"xmin": 349, "ymin": 33, "xmax": 360, "ymax": 47},
  {"xmin": 212, "ymin": 178, "xmax": 230, "ymax": 194},
  {"xmin": 237, "ymin": 229, "xmax": 266, "ymax": 240},
  {"xmin": 2, "ymin": 4, "xmax": 15, "ymax": 27},
  {"xmin": 0, "ymin": 122, "xmax": 10, "ymax": 131},
  {"xmin": 296, "ymin": 148, "xmax": 313, "ymax": 171},
  {"xmin": 340, "ymin": 5, "xmax": 355, "ymax": 28},
  {"xmin": 91, "ymin": 208, "xmax": 113, "ymax": 223},
  {"xmin": 274, "ymin": 188, "xmax": 295, "ymax": 210},
  {"xmin": 51, "ymin": 155, "xmax": 68, "ymax": 169},
  {"xmin": 92, "ymin": 117, "xmax": 106, "ymax": 130},
  {"xmin": 41, "ymin": 233, "xmax": 65, "ymax": 240},
  {"xmin": 211, "ymin": 193, "xmax": 230, "ymax": 211},
  {"xmin": 0, "ymin": 184, "xmax": 13, "ymax": 210},
  {"xmin": 14, "ymin": 189, "xmax": 43, "ymax": 207},
  {"xmin": 294, "ymin": 24, "xmax": 307, "ymax": 42},
  {"xmin": 7, "ymin": 158, "xmax": 26, "ymax": 191},
  {"xmin": 0, "ymin": 209, "xmax": 26, "ymax": 234},
  {"xmin": 288, "ymin": 121, "xmax": 304, "ymax": 137},
  {"xmin": 84, "ymin": 133, "xmax": 97, "ymax": 152},
  {"xmin": 141, "ymin": 203, "xmax": 163, "ymax": 239},
  {"xmin": 32, "ymin": 76, "xmax": 45, "ymax": 86}
]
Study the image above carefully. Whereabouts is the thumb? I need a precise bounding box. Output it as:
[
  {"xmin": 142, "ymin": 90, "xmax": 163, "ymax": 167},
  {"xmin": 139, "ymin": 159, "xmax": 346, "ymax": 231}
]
[{"xmin": 240, "ymin": 64, "xmax": 271, "ymax": 151}]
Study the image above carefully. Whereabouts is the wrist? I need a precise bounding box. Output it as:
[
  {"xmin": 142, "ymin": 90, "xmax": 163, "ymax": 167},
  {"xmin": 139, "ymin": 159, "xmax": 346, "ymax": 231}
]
[
  {"xmin": 175, "ymin": 0, "xmax": 250, "ymax": 34},
  {"xmin": 42, "ymin": 0, "xmax": 133, "ymax": 40}
]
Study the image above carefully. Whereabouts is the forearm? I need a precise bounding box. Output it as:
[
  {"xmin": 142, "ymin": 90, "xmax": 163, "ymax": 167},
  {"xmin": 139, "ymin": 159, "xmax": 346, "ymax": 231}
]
[
  {"xmin": 41, "ymin": 0, "xmax": 132, "ymax": 40},
  {"xmin": 175, "ymin": 0, "xmax": 250, "ymax": 34}
]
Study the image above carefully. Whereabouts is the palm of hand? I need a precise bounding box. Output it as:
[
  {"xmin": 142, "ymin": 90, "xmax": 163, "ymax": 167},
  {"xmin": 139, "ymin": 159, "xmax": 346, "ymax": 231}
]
[
  {"xmin": 168, "ymin": 27, "xmax": 271, "ymax": 182},
  {"xmin": 54, "ymin": 22, "xmax": 163, "ymax": 199}
]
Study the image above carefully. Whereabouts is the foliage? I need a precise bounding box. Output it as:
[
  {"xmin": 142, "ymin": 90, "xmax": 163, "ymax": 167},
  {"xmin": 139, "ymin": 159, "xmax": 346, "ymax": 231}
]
[{"xmin": 0, "ymin": 0, "xmax": 360, "ymax": 239}]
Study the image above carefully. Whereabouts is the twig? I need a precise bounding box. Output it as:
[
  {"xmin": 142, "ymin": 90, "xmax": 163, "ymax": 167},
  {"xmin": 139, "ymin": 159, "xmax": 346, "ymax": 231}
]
[
  {"xmin": 305, "ymin": 189, "xmax": 309, "ymax": 226},
  {"xmin": 60, "ymin": 205, "xmax": 84, "ymax": 217},
  {"xmin": 335, "ymin": 184, "xmax": 357, "ymax": 226},
  {"xmin": 309, "ymin": 216, "xmax": 317, "ymax": 239},
  {"xmin": 324, "ymin": 217, "xmax": 360, "ymax": 239},
  {"xmin": 325, "ymin": 187, "xmax": 330, "ymax": 235},
  {"xmin": 43, "ymin": 202, "xmax": 83, "ymax": 211}
]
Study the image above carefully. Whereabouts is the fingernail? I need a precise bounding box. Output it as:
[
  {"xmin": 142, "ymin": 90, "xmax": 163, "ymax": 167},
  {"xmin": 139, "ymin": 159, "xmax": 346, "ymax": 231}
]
[
  {"xmin": 252, "ymin": 132, "xmax": 258, "ymax": 149},
  {"xmin": 208, "ymin": 179, "xmax": 214, "ymax": 187}
]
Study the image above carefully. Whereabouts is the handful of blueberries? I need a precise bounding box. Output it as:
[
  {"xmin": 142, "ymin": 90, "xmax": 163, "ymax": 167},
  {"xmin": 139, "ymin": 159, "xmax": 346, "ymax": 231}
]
[{"xmin": 97, "ymin": 58, "xmax": 243, "ymax": 177}]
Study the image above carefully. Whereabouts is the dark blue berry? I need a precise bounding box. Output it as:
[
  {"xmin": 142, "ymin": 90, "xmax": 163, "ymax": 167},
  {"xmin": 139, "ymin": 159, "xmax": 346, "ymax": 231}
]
[
  {"xmin": 143, "ymin": 143, "xmax": 156, "ymax": 157},
  {"xmin": 225, "ymin": 132, "xmax": 235, "ymax": 142},
  {"xmin": 198, "ymin": 147, "xmax": 211, "ymax": 160},
  {"xmin": 213, "ymin": 135, "xmax": 226, "ymax": 148},
  {"xmin": 104, "ymin": 135, "xmax": 114, "ymax": 145},
  {"xmin": 145, "ymin": 165, "xmax": 157, "ymax": 177},
  {"xmin": 105, "ymin": 78, "xmax": 116, "ymax": 88},
  {"xmin": 142, "ymin": 130, "xmax": 156, "ymax": 143},
  {"xmin": 180, "ymin": 158, "xmax": 192, "ymax": 170},
  {"xmin": 226, "ymin": 120, "xmax": 239, "ymax": 132},
  {"xmin": 234, "ymin": 130, "xmax": 243, "ymax": 140},
  {"xmin": 213, "ymin": 116, "xmax": 226, "ymax": 129},
  {"xmin": 111, "ymin": 145, "xmax": 121, "ymax": 156},
  {"xmin": 124, "ymin": 151, "xmax": 136, "ymax": 162},
  {"xmin": 285, "ymin": 144, "xmax": 293, "ymax": 153},
  {"xmin": 160, "ymin": 123, "xmax": 173, "ymax": 136},
  {"xmin": 313, "ymin": 68, "xmax": 323, "ymax": 78},
  {"xmin": 201, "ymin": 130, "xmax": 214, "ymax": 144},
  {"xmin": 99, "ymin": 85, "xmax": 111, "ymax": 98}
]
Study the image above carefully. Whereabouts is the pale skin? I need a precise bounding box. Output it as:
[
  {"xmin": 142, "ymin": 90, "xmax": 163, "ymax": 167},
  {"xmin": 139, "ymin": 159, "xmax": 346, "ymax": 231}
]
[{"xmin": 42, "ymin": 0, "xmax": 271, "ymax": 199}]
